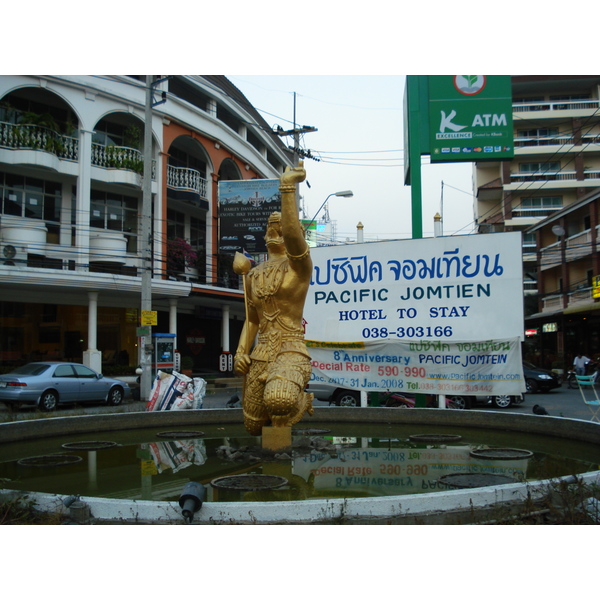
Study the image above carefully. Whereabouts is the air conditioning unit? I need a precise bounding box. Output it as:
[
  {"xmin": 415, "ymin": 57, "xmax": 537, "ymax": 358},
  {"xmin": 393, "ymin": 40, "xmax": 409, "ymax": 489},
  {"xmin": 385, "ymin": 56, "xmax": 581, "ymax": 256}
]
[{"xmin": 1, "ymin": 243, "xmax": 27, "ymax": 265}]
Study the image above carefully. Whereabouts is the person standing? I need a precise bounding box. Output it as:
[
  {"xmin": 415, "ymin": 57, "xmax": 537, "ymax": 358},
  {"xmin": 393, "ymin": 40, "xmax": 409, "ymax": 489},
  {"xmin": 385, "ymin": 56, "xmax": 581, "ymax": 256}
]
[{"xmin": 573, "ymin": 353, "xmax": 590, "ymax": 376}]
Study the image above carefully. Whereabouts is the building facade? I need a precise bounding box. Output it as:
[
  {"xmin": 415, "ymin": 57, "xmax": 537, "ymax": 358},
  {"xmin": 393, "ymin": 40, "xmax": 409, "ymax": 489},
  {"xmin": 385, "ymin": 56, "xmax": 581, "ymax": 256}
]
[
  {"xmin": 474, "ymin": 75, "xmax": 600, "ymax": 303},
  {"xmin": 473, "ymin": 75, "xmax": 600, "ymax": 371},
  {"xmin": 525, "ymin": 187, "xmax": 600, "ymax": 372},
  {"xmin": 0, "ymin": 75, "xmax": 293, "ymax": 374}
]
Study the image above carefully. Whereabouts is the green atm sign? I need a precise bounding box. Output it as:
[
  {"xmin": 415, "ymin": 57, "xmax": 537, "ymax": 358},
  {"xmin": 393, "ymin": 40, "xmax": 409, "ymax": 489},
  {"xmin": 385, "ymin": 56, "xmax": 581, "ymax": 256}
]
[{"xmin": 428, "ymin": 75, "xmax": 513, "ymax": 162}]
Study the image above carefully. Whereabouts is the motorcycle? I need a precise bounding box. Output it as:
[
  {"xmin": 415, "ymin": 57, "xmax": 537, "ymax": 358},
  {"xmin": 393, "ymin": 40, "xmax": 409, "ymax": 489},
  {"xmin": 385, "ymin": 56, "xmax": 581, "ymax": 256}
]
[
  {"xmin": 380, "ymin": 391, "xmax": 461, "ymax": 409},
  {"xmin": 567, "ymin": 361, "xmax": 599, "ymax": 389}
]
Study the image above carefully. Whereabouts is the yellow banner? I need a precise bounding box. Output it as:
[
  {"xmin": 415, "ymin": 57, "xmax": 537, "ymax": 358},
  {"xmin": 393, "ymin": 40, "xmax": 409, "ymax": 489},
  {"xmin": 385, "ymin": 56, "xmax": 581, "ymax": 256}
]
[{"xmin": 141, "ymin": 310, "xmax": 157, "ymax": 326}]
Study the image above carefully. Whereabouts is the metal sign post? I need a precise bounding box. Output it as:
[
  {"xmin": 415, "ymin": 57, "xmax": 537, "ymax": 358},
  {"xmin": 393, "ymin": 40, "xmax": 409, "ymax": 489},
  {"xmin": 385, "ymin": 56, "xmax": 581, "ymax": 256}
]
[{"xmin": 403, "ymin": 75, "xmax": 514, "ymax": 407}]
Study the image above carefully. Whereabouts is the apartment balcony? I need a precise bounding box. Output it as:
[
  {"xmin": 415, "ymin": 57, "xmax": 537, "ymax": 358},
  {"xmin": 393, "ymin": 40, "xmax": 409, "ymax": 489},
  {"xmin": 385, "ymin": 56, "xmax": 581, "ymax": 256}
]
[
  {"xmin": 505, "ymin": 169, "xmax": 600, "ymax": 191},
  {"xmin": 91, "ymin": 143, "xmax": 143, "ymax": 172},
  {"xmin": 510, "ymin": 170, "xmax": 577, "ymax": 184},
  {"xmin": 582, "ymin": 134, "xmax": 600, "ymax": 147},
  {"xmin": 514, "ymin": 134, "xmax": 574, "ymax": 149},
  {"xmin": 565, "ymin": 229, "xmax": 593, "ymax": 261},
  {"xmin": 542, "ymin": 294, "xmax": 563, "ymax": 312},
  {"xmin": 90, "ymin": 143, "xmax": 157, "ymax": 189},
  {"xmin": 0, "ymin": 121, "xmax": 79, "ymax": 174},
  {"xmin": 541, "ymin": 287, "xmax": 598, "ymax": 314},
  {"xmin": 568, "ymin": 286, "xmax": 594, "ymax": 307},
  {"xmin": 515, "ymin": 133, "xmax": 600, "ymax": 157},
  {"xmin": 539, "ymin": 242, "xmax": 560, "ymax": 271},
  {"xmin": 167, "ymin": 165, "xmax": 208, "ymax": 200},
  {"xmin": 513, "ymin": 99, "xmax": 600, "ymax": 115},
  {"xmin": 539, "ymin": 228, "xmax": 595, "ymax": 271}
]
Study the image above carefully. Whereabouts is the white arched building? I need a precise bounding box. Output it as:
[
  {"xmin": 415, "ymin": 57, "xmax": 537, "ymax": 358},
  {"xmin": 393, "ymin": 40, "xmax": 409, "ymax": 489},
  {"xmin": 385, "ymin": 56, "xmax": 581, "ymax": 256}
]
[{"xmin": 0, "ymin": 75, "xmax": 292, "ymax": 375}]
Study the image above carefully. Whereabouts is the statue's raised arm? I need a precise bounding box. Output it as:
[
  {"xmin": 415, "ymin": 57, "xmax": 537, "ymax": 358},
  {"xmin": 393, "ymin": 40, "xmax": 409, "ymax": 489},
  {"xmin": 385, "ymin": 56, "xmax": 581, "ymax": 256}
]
[{"xmin": 279, "ymin": 161, "xmax": 309, "ymax": 265}]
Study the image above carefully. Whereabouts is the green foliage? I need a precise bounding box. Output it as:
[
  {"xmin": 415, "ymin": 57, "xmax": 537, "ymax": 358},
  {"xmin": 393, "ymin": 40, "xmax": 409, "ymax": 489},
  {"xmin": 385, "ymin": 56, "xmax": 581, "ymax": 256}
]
[
  {"xmin": 124, "ymin": 124, "xmax": 142, "ymax": 150},
  {"xmin": 167, "ymin": 238, "xmax": 198, "ymax": 272}
]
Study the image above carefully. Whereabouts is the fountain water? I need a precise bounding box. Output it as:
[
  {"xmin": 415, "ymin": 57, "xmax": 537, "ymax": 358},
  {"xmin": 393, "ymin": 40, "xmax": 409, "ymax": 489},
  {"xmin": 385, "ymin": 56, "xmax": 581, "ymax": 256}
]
[{"xmin": 1, "ymin": 408, "xmax": 599, "ymax": 524}]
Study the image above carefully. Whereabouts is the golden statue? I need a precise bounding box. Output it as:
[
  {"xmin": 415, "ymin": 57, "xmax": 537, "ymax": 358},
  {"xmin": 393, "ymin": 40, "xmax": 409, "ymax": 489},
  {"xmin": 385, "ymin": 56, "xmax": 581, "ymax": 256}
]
[{"xmin": 233, "ymin": 162, "xmax": 314, "ymax": 435}]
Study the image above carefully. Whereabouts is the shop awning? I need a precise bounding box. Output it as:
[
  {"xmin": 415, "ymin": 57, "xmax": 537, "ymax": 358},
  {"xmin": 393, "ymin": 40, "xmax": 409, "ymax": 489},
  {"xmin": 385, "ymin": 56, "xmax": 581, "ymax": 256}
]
[
  {"xmin": 563, "ymin": 301, "xmax": 600, "ymax": 315},
  {"xmin": 525, "ymin": 308, "xmax": 563, "ymax": 321}
]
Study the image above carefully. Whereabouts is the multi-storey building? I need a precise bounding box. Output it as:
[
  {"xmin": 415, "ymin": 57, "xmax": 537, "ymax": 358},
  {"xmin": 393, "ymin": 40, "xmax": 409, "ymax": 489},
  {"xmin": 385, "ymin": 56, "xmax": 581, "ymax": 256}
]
[
  {"xmin": 524, "ymin": 187, "xmax": 600, "ymax": 372},
  {"xmin": 474, "ymin": 75, "xmax": 600, "ymax": 306},
  {"xmin": 0, "ymin": 76, "xmax": 293, "ymax": 374}
]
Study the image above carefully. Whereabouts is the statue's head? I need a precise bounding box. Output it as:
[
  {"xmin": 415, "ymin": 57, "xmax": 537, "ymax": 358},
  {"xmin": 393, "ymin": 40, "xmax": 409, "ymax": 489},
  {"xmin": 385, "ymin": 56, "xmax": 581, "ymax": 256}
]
[{"xmin": 265, "ymin": 211, "xmax": 283, "ymax": 247}]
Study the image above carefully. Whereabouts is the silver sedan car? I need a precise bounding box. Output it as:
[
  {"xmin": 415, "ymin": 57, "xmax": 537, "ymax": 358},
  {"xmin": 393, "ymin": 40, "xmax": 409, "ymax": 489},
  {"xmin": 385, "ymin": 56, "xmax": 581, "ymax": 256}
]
[{"xmin": 0, "ymin": 362, "xmax": 131, "ymax": 411}]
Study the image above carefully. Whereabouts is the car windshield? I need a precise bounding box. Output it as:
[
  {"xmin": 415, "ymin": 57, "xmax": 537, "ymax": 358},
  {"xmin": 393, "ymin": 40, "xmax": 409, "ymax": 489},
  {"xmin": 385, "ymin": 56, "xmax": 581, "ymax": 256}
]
[
  {"xmin": 9, "ymin": 363, "xmax": 51, "ymax": 376},
  {"xmin": 523, "ymin": 361, "xmax": 537, "ymax": 370}
]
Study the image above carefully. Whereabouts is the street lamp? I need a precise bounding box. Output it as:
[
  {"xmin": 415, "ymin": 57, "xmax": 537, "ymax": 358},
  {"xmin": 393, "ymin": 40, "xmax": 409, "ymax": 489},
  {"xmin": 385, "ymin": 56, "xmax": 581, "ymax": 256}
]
[{"xmin": 306, "ymin": 190, "xmax": 354, "ymax": 230}]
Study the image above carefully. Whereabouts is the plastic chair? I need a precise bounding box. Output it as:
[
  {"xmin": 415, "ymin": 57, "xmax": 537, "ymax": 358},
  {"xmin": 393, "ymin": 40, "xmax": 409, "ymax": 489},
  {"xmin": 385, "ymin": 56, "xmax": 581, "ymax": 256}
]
[{"xmin": 575, "ymin": 374, "xmax": 600, "ymax": 422}]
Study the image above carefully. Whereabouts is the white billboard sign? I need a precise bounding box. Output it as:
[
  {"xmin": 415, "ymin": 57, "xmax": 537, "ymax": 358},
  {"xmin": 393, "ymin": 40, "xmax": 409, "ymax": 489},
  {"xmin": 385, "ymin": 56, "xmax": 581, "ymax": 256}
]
[
  {"xmin": 303, "ymin": 232, "xmax": 525, "ymax": 395},
  {"xmin": 304, "ymin": 232, "xmax": 524, "ymax": 344},
  {"xmin": 307, "ymin": 337, "xmax": 524, "ymax": 395}
]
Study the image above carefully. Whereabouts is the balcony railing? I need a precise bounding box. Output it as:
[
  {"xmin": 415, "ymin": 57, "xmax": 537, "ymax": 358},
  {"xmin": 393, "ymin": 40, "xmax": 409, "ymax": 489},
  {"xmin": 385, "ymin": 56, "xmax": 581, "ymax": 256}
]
[
  {"xmin": 539, "ymin": 242, "xmax": 561, "ymax": 271},
  {"xmin": 167, "ymin": 165, "xmax": 208, "ymax": 199},
  {"xmin": 542, "ymin": 295, "xmax": 563, "ymax": 312},
  {"xmin": 541, "ymin": 287, "xmax": 597, "ymax": 313},
  {"xmin": 510, "ymin": 170, "xmax": 577, "ymax": 183},
  {"xmin": 582, "ymin": 134, "xmax": 600, "ymax": 145},
  {"xmin": 513, "ymin": 99, "xmax": 600, "ymax": 113},
  {"xmin": 514, "ymin": 134, "xmax": 573, "ymax": 148},
  {"xmin": 565, "ymin": 229, "xmax": 592, "ymax": 261},
  {"xmin": 514, "ymin": 133, "xmax": 600, "ymax": 148},
  {"xmin": 540, "ymin": 230, "xmax": 595, "ymax": 269},
  {"xmin": 0, "ymin": 121, "xmax": 78, "ymax": 161},
  {"xmin": 91, "ymin": 143, "xmax": 144, "ymax": 174},
  {"xmin": 568, "ymin": 286, "xmax": 593, "ymax": 306}
]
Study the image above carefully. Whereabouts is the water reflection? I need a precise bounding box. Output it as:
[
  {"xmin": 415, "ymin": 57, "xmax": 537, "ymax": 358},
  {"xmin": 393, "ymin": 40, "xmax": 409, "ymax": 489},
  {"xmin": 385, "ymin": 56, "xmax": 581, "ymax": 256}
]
[
  {"xmin": 0, "ymin": 430, "xmax": 597, "ymax": 503},
  {"xmin": 146, "ymin": 439, "xmax": 207, "ymax": 474},
  {"xmin": 292, "ymin": 445, "xmax": 528, "ymax": 497}
]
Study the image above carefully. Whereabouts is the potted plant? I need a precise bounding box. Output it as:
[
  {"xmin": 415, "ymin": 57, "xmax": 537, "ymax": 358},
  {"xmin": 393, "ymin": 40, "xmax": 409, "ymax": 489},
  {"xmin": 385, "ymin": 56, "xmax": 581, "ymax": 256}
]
[{"xmin": 167, "ymin": 238, "xmax": 197, "ymax": 275}]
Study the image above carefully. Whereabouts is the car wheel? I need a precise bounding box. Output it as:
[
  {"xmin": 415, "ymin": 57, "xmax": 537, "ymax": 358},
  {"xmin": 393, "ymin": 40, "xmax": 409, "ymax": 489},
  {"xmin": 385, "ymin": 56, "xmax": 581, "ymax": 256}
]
[
  {"xmin": 39, "ymin": 390, "xmax": 58, "ymax": 412},
  {"xmin": 492, "ymin": 395, "xmax": 513, "ymax": 409},
  {"xmin": 525, "ymin": 379, "xmax": 538, "ymax": 394},
  {"xmin": 106, "ymin": 386, "xmax": 124, "ymax": 406},
  {"xmin": 448, "ymin": 395, "xmax": 470, "ymax": 410},
  {"xmin": 335, "ymin": 390, "xmax": 360, "ymax": 407}
]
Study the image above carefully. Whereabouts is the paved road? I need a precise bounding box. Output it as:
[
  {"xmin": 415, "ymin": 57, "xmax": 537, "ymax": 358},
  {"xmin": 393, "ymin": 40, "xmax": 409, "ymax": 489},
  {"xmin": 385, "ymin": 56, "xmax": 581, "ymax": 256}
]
[
  {"xmin": 477, "ymin": 385, "xmax": 597, "ymax": 421},
  {"xmin": 0, "ymin": 382, "xmax": 597, "ymax": 423}
]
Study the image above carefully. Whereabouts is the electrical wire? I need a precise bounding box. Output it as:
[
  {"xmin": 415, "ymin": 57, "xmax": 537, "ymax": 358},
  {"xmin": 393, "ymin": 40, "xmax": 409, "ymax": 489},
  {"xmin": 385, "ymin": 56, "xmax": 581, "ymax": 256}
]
[{"xmin": 5, "ymin": 78, "xmax": 600, "ymax": 278}]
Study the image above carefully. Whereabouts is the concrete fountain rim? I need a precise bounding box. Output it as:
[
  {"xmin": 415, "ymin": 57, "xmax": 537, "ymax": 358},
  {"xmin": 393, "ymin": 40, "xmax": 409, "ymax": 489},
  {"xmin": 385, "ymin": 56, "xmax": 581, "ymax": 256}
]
[{"xmin": 1, "ymin": 407, "xmax": 599, "ymax": 524}]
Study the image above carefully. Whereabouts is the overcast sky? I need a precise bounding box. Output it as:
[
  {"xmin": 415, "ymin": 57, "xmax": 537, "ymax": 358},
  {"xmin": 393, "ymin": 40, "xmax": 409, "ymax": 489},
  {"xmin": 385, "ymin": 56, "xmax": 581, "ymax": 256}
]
[{"xmin": 229, "ymin": 75, "xmax": 476, "ymax": 242}]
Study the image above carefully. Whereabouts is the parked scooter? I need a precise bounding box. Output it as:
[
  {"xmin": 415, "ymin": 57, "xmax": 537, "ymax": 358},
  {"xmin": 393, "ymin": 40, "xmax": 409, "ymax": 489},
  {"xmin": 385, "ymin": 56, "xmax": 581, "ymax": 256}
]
[
  {"xmin": 567, "ymin": 360, "xmax": 599, "ymax": 389},
  {"xmin": 380, "ymin": 391, "xmax": 460, "ymax": 409}
]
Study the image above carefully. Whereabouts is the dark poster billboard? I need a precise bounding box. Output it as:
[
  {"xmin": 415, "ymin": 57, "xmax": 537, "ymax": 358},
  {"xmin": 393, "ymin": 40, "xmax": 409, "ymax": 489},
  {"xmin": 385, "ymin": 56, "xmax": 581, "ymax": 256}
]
[{"xmin": 218, "ymin": 179, "xmax": 281, "ymax": 255}]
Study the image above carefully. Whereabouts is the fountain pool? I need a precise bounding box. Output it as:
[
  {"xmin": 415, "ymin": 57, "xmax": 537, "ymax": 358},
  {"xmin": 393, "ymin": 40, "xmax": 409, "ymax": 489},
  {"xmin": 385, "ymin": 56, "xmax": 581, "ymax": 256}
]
[{"xmin": 1, "ymin": 408, "xmax": 599, "ymax": 524}]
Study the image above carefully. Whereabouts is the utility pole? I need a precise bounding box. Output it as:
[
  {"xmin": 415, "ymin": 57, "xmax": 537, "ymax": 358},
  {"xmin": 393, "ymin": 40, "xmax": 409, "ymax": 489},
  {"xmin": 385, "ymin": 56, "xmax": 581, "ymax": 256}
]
[
  {"xmin": 276, "ymin": 121, "xmax": 318, "ymax": 164},
  {"xmin": 275, "ymin": 92, "xmax": 317, "ymax": 211},
  {"xmin": 440, "ymin": 180, "xmax": 444, "ymax": 236},
  {"xmin": 139, "ymin": 75, "xmax": 154, "ymax": 400}
]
